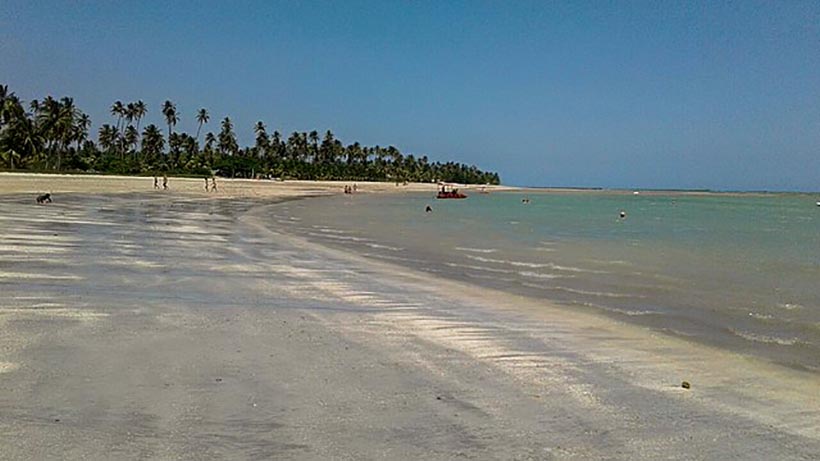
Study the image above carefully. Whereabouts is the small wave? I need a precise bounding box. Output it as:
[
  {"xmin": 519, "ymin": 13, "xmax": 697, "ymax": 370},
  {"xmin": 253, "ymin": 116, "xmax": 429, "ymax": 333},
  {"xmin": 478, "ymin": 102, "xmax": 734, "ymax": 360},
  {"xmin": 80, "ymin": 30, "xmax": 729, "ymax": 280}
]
[
  {"xmin": 464, "ymin": 273, "xmax": 517, "ymax": 283},
  {"xmin": 306, "ymin": 232, "xmax": 370, "ymax": 242},
  {"xmin": 776, "ymin": 302, "xmax": 803, "ymax": 311},
  {"xmin": 313, "ymin": 227, "xmax": 348, "ymax": 234},
  {"xmin": 360, "ymin": 253, "xmax": 426, "ymax": 265},
  {"xmin": 464, "ymin": 254, "xmax": 604, "ymax": 273},
  {"xmin": 748, "ymin": 312, "xmax": 774, "ymax": 321},
  {"xmin": 365, "ymin": 243, "xmax": 404, "ymax": 252},
  {"xmin": 549, "ymin": 285, "xmax": 640, "ymax": 298},
  {"xmin": 443, "ymin": 262, "xmax": 515, "ymax": 274},
  {"xmin": 555, "ymin": 286, "xmax": 638, "ymax": 298},
  {"xmin": 606, "ymin": 306, "xmax": 656, "ymax": 316},
  {"xmin": 569, "ymin": 300, "xmax": 654, "ymax": 316},
  {"xmin": 519, "ymin": 282, "xmax": 636, "ymax": 299},
  {"xmin": 454, "ymin": 247, "xmax": 497, "ymax": 254},
  {"xmin": 518, "ymin": 271, "xmax": 562, "ymax": 280},
  {"xmin": 586, "ymin": 259, "xmax": 633, "ymax": 266},
  {"xmin": 659, "ymin": 327, "xmax": 699, "ymax": 337},
  {"xmin": 728, "ymin": 329, "xmax": 803, "ymax": 346}
]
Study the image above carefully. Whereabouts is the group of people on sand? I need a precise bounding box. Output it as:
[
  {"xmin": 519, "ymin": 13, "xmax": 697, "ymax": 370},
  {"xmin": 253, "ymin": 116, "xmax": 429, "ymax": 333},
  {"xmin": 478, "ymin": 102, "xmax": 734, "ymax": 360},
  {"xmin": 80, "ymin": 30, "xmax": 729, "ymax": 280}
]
[
  {"xmin": 204, "ymin": 176, "xmax": 218, "ymax": 192},
  {"xmin": 344, "ymin": 184, "xmax": 358, "ymax": 194},
  {"xmin": 151, "ymin": 174, "xmax": 218, "ymax": 192},
  {"xmin": 153, "ymin": 175, "xmax": 168, "ymax": 190}
]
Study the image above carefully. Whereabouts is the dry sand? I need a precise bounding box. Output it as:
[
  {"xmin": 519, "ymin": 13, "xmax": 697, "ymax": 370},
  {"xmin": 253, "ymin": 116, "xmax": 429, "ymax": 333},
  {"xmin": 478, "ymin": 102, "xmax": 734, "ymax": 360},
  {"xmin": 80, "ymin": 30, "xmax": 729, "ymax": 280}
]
[{"xmin": 0, "ymin": 173, "xmax": 818, "ymax": 460}]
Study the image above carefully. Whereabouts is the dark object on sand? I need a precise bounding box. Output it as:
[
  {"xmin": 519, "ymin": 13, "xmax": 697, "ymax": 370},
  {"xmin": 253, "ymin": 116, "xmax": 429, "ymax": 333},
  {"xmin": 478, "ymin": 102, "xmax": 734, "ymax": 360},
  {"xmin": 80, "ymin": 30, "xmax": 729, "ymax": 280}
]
[
  {"xmin": 681, "ymin": 381, "xmax": 691, "ymax": 389},
  {"xmin": 36, "ymin": 193, "xmax": 52, "ymax": 204}
]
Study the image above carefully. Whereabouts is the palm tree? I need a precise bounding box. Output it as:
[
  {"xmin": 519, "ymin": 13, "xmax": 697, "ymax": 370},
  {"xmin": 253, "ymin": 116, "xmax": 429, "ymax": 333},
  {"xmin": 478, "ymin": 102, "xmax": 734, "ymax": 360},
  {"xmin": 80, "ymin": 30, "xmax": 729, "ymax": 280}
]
[
  {"xmin": 254, "ymin": 121, "xmax": 268, "ymax": 157},
  {"xmin": 161, "ymin": 100, "xmax": 178, "ymax": 140},
  {"xmin": 134, "ymin": 100, "xmax": 147, "ymax": 132},
  {"xmin": 98, "ymin": 124, "xmax": 119, "ymax": 153},
  {"xmin": 111, "ymin": 101, "xmax": 125, "ymax": 131},
  {"xmin": 218, "ymin": 117, "xmax": 237, "ymax": 156},
  {"xmin": 308, "ymin": 130, "xmax": 319, "ymax": 163},
  {"xmin": 125, "ymin": 103, "xmax": 136, "ymax": 127},
  {"xmin": 56, "ymin": 97, "xmax": 79, "ymax": 168},
  {"xmin": 28, "ymin": 99, "xmax": 40, "ymax": 115},
  {"xmin": 195, "ymin": 108, "xmax": 209, "ymax": 140},
  {"xmin": 0, "ymin": 95, "xmax": 41, "ymax": 169},
  {"xmin": 269, "ymin": 130, "xmax": 284, "ymax": 160},
  {"xmin": 74, "ymin": 113, "xmax": 91, "ymax": 150},
  {"xmin": 124, "ymin": 125, "xmax": 139, "ymax": 156},
  {"xmin": 141, "ymin": 124, "xmax": 164, "ymax": 160},
  {"xmin": 204, "ymin": 132, "xmax": 216, "ymax": 150}
]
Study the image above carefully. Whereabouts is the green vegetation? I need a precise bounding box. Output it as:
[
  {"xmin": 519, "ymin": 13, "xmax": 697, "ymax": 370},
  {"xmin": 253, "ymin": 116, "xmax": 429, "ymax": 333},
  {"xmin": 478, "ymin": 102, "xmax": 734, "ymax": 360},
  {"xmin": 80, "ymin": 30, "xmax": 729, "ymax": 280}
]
[{"xmin": 0, "ymin": 84, "xmax": 500, "ymax": 184}]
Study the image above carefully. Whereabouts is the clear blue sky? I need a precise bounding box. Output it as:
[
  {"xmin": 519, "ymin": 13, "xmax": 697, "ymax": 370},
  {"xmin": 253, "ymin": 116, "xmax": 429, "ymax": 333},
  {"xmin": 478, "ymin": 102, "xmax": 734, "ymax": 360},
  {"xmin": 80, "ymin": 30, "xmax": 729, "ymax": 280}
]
[{"xmin": 2, "ymin": 1, "xmax": 819, "ymax": 191}]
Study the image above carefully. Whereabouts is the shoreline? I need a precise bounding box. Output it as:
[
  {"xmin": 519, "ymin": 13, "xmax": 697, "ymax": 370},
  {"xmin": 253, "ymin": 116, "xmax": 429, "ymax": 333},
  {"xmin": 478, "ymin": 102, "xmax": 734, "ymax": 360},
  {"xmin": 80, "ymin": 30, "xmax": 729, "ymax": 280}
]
[
  {"xmin": 251, "ymin": 205, "xmax": 820, "ymax": 435},
  {"xmin": 0, "ymin": 176, "xmax": 818, "ymax": 458}
]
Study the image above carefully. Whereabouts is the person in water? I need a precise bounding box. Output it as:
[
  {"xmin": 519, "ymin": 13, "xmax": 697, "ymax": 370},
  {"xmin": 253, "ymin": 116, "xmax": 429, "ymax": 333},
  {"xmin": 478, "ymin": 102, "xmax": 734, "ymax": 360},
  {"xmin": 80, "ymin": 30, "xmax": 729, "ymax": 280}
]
[
  {"xmin": 425, "ymin": 205, "xmax": 433, "ymax": 213},
  {"xmin": 619, "ymin": 209, "xmax": 627, "ymax": 219}
]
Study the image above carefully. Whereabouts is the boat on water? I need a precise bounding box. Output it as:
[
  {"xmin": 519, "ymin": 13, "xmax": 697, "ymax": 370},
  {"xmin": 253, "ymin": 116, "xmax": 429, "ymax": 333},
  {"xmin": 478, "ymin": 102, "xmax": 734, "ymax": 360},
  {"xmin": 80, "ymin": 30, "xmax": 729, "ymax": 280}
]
[{"xmin": 436, "ymin": 184, "xmax": 467, "ymax": 199}]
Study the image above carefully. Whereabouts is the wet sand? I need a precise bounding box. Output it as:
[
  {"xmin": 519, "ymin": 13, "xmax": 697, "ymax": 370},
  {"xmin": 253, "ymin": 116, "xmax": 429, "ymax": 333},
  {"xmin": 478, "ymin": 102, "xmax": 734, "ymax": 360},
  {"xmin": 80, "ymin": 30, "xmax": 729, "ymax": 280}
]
[{"xmin": 0, "ymin": 174, "xmax": 818, "ymax": 459}]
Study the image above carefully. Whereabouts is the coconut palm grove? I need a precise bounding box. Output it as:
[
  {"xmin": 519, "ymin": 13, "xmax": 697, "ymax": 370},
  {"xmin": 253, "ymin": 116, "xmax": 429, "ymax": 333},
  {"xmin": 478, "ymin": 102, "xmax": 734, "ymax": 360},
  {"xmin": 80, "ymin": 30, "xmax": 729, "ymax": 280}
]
[{"xmin": 0, "ymin": 84, "xmax": 500, "ymax": 184}]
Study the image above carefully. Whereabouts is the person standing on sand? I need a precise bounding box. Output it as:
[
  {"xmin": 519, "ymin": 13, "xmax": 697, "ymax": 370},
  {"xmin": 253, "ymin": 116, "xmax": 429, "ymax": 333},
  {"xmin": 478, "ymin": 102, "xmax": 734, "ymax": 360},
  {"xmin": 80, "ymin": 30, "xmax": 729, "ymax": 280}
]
[
  {"xmin": 211, "ymin": 177, "xmax": 217, "ymax": 192},
  {"xmin": 204, "ymin": 177, "xmax": 209, "ymax": 191},
  {"xmin": 153, "ymin": 176, "xmax": 159, "ymax": 189},
  {"xmin": 162, "ymin": 175, "xmax": 168, "ymax": 190}
]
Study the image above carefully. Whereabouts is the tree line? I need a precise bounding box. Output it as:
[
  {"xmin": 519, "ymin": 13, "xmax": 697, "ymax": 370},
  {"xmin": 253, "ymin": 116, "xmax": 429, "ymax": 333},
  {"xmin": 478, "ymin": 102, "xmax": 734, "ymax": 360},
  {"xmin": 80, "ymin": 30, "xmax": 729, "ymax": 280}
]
[{"xmin": 0, "ymin": 84, "xmax": 500, "ymax": 185}]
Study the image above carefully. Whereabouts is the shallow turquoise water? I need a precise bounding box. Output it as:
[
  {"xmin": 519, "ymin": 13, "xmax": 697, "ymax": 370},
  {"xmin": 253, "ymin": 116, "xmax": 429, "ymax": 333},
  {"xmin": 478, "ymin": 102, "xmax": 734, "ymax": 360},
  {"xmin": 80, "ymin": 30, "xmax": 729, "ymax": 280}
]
[{"xmin": 275, "ymin": 191, "xmax": 820, "ymax": 371}]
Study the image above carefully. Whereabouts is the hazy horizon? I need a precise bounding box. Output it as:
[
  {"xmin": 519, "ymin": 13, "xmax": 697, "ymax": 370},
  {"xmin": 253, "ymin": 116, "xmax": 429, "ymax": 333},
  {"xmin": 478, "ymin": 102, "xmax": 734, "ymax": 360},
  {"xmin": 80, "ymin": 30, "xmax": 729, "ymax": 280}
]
[{"xmin": 2, "ymin": 1, "xmax": 818, "ymax": 191}]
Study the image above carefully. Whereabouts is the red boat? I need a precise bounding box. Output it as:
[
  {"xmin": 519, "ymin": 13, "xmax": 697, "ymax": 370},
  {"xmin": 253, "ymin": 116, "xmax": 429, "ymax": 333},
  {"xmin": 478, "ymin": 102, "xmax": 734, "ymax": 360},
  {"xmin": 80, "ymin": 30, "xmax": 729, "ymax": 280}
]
[{"xmin": 436, "ymin": 184, "xmax": 467, "ymax": 199}]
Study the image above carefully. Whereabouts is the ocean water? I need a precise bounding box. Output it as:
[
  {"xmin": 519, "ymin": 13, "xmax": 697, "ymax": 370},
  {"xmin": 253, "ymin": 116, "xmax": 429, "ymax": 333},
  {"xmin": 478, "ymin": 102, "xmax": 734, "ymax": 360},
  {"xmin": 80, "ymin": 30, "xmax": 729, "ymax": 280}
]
[{"xmin": 272, "ymin": 191, "xmax": 820, "ymax": 372}]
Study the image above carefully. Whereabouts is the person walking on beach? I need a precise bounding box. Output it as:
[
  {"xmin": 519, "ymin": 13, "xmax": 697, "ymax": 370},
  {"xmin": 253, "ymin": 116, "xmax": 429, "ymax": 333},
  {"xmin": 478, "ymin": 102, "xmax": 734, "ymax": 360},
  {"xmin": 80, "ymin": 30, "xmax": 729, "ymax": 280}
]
[
  {"xmin": 162, "ymin": 175, "xmax": 168, "ymax": 190},
  {"xmin": 153, "ymin": 176, "xmax": 159, "ymax": 189},
  {"xmin": 211, "ymin": 177, "xmax": 217, "ymax": 192},
  {"xmin": 204, "ymin": 177, "xmax": 210, "ymax": 192}
]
